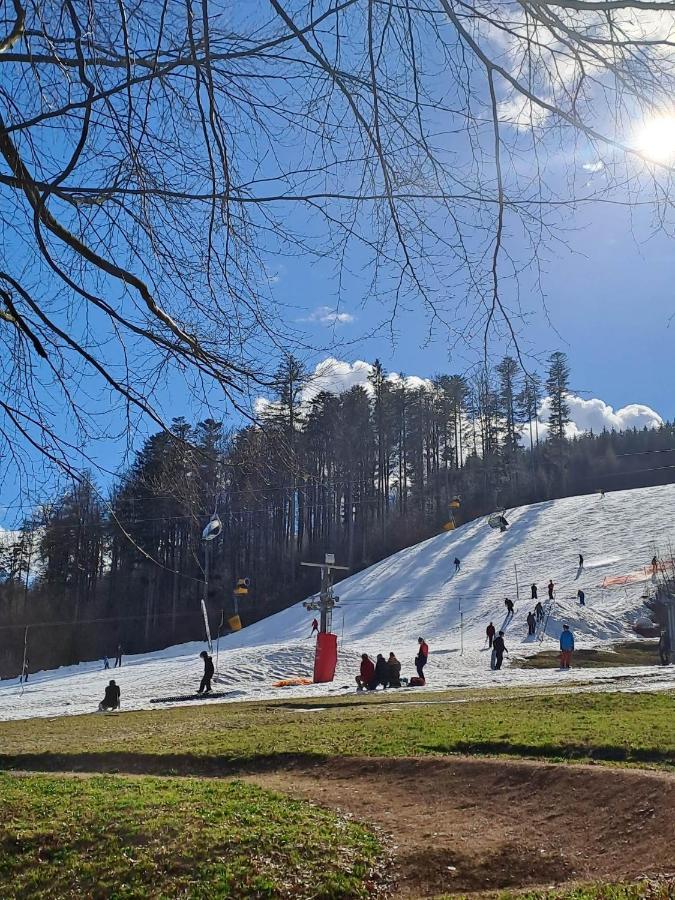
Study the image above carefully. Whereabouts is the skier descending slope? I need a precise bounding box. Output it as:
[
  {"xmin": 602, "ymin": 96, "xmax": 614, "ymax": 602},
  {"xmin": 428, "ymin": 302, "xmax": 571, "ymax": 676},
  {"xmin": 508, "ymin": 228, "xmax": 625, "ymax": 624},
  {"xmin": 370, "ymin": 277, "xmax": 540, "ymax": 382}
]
[
  {"xmin": 486, "ymin": 621, "xmax": 496, "ymax": 648},
  {"xmin": 504, "ymin": 597, "xmax": 514, "ymax": 618},
  {"xmin": 454, "ymin": 557, "xmax": 461, "ymax": 573}
]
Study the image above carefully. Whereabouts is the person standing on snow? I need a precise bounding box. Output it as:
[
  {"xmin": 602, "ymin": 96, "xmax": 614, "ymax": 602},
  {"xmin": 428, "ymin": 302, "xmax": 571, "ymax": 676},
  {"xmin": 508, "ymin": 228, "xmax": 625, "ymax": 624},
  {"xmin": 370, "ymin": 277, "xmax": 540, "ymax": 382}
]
[
  {"xmin": 103, "ymin": 655, "xmax": 110, "ymax": 670},
  {"xmin": 658, "ymin": 630, "xmax": 670, "ymax": 666},
  {"xmin": 114, "ymin": 643, "xmax": 123, "ymax": 668},
  {"xmin": 356, "ymin": 653, "xmax": 377, "ymax": 690},
  {"xmin": 651, "ymin": 555, "xmax": 658, "ymax": 574},
  {"xmin": 531, "ymin": 583, "xmax": 538, "ymax": 600},
  {"xmin": 534, "ymin": 601, "xmax": 544, "ymax": 621},
  {"xmin": 526, "ymin": 612, "xmax": 536, "ymax": 636},
  {"xmin": 310, "ymin": 617, "xmax": 319, "ymax": 636},
  {"xmin": 578, "ymin": 554, "xmax": 584, "ymax": 568},
  {"xmin": 559, "ymin": 624, "xmax": 575, "ymax": 669},
  {"xmin": 197, "ymin": 650, "xmax": 214, "ymax": 694},
  {"xmin": 577, "ymin": 589, "xmax": 585, "ymax": 606},
  {"xmin": 492, "ymin": 631, "xmax": 507, "ymax": 670},
  {"xmin": 548, "ymin": 580, "xmax": 555, "ymax": 600},
  {"xmin": 454, "ymin": 557, "xmax": 461, "ymax": 573},
  {"xmin": 416, "ymin": 637, "xmax": 429, "ymax": 679},
  {"xmin": 486, "ymin": 621, "xmax": 496, "ymax": 648},
  {"xmin": 504, "ymin": 597, "xmax": 514, "ymax": 618}
]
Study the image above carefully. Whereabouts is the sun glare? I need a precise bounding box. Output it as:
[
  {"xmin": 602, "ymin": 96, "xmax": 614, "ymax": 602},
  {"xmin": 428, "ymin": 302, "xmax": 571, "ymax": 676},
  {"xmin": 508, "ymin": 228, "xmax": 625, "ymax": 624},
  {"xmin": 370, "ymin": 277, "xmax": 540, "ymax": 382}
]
[{"xmin": 636, "ymin": 115, "xmax": 675, "ymax": 164}]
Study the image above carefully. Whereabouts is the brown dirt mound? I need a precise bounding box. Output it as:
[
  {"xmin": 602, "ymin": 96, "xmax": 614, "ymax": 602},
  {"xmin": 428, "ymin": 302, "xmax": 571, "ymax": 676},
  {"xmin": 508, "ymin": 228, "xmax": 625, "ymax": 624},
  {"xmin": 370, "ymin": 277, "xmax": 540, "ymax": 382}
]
[{"xmin": 248, "ymin": 756, "xmax": 675, "ymax": 898}]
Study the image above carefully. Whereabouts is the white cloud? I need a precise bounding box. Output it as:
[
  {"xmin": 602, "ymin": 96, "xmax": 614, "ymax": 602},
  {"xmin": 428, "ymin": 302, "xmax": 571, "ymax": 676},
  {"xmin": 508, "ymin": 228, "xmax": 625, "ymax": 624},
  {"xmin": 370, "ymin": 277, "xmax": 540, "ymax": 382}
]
[
  {"xmin": 301, "ymin": 306, "xmax": 355, "ymax": 326},
  {"xmin": 301, "ymin": 358, "xmax": 432, "ymax": 404},
  {"xmin": 498, "ymin": 95, "xmax": 550, "ymax": 130},
  {"xmin": 534, "ymin": 394, "xmax": 663, "ymax": 441},
  {"xmin": 582, "ymin": 160, "xmax": 604, "ymax": 173}
]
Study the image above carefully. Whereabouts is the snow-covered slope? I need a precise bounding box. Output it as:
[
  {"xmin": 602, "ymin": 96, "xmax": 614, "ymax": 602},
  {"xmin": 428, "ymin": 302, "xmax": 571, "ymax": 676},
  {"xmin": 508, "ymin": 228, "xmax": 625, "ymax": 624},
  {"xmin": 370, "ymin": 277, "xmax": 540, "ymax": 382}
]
[{"xmin": 2, "ymin": 484, "xmax": 675, "ymax": 721}]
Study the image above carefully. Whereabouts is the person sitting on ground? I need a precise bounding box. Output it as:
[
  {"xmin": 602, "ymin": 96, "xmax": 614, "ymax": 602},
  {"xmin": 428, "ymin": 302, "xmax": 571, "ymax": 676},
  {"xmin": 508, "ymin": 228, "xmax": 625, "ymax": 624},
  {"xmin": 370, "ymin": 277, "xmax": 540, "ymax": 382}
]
[
  {"xmin": 492, "ymin": 631, "xmax": 507, "ymax": 670},
  {"xmin": 534, "ymin": 600, "xmax": 544, "ymax": 621},
  {"xmin": 387, "ymin": 652, "xmax": 402, "ymax": 687},
  {"xmin": 415, "ymin": 637, "xmax": 429, "ymax": 679},
  {"xmin": 559, "ymin": 624, "xmax": 575, "ymax": 669},
  {"xmin": 197, "ymin": 649, "xmax": 214, "ymax": 694},
  {"xmin": 98, "ymin": 679, "xmax": 121, "ymax": 711},
  {"xmin": 356, "ymin": 653, "xmax": 377, "ymax": 690},
  {"xmin": 374, "ymin": 653, "xmax": 389, "ymax": 688},
  {"xmin": 486, "ymin": 621, "xmax": 496, "ymax": 648},
  {"xmin": 658, "ymin": 629, "xmax": 671, "ymax": 666}
]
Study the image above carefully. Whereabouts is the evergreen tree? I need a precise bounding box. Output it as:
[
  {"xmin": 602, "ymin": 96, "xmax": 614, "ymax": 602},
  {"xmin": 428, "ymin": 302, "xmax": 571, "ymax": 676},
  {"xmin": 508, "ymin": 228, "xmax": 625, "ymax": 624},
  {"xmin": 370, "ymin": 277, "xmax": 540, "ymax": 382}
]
[{"xmin": 546, "ymin": 352, "xmax": 571, "ymax": 442}]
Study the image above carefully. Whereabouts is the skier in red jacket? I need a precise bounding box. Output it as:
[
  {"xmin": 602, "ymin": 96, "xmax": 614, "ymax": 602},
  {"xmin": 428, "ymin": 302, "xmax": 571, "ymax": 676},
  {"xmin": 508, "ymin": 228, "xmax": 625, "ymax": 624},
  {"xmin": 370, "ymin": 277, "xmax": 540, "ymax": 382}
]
[{"xmin": 356, "ymin": 654, "xmax": 377, "ymax": 690}]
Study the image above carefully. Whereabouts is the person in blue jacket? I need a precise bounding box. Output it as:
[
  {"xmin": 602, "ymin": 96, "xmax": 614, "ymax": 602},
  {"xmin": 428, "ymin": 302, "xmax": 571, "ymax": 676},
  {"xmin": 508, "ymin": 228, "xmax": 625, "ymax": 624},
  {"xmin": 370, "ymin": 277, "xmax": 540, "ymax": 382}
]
[{"xmin": 559, "ymin": 624, "xmax": 574, "ymax": 669}]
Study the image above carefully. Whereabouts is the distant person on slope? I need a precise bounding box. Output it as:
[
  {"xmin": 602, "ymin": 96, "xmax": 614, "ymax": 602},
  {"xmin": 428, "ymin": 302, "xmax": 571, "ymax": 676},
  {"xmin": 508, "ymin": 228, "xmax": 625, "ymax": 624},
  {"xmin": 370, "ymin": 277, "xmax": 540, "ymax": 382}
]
[
  {"xmin": 356, "ymin": 653, "xmax": 377, "ymax": 690},
  {"xmin": 310, "ymin": 618, "xmax": 319, "ymax": 636},
  {"xmin": 651, "ymin": 555, "xmax": 658, "ymax": 574},
  {"xmin": 548, "ymin": 580, "xmax": 555, "ymax": 600},
  {"xmin": 498, "ymin": 515, "xmax": 509, "ymax": 532},
  {"xmin": 504, "ymin": 597, "xmax": 514, "ymax": 617},
  {"xmin": 526, "ymin": 612, "xmax": 536, "ymax": 636},
  {"xmin": 559, "ymin": 625, "xmax": 575, "ymax": 669},
  {"xmin": 197, "ymin": 650, "xmax": 214, "ymax": 694},
  {"xmin": 492, "ymin": 631, "xmax": 507, "ymax": 670},
  {"xmin": 114, "ymin": 643, "xmax": 123, "ymax": 668},
  {"xmin": 375, "ymin": 653, "xmax": 389, "ymax": 688},
  {"xmin": 531, "ymin": 583, "xmax": 538, "ymax": 600},
  {"xmin": 416, "ymin": 637, "xmax": 429, "ymax": 680},
  {"xmin": 578, "ymin": 554, "xmax": 584, "ymax": 568},
  {"xmin": 534, "ymin": 601, "xmax": 544, "ymax": 622},
  {"xmin": 387, "ymin": 653, "xmax": 402, "ymax": 687},
  {"xmin": 577, "ymin": 589, "xmax": 585, "ymax": 606},
  {"xmin": 98, "ymin": 679, "xmax": 121, "ymax": 712},
  {"xmin": 454, "ymin": 557, "xmax": 461, "ymax": 573},
  {"xmin": 486, "ymin": 621, "xmax": 496, "ymax": 648},
  {"xmin": 658, "ymin": 630, "xmax": 671, "ymax": 666},
  {"xmin": 103, "ymin": 655, "xmax": 110, "ymax": 670}
]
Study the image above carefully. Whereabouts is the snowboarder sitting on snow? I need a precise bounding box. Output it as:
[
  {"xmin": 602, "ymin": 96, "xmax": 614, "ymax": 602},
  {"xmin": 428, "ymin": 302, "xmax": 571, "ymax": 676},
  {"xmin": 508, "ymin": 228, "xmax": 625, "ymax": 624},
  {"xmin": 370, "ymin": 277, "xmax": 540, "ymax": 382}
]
[
  {"xmin": 387, "ymin": 652, "xmax": 402, "ymax": 687},
  {"xmin": 356, "ymin": 653, "xmax": 377, "ymax": 690},
  {"xmin": 577, "ymin": 589, "xmax": 585, "ymax": 606},
  {"xmin": 486, "ymin": 621, "xmax": 496, "ymax": 648},
  {"xmin": 526, "ymin": 612, "xmax": 536, "ymax": 636},
  {"xmin": 559, "ymin": 624, "xmax": 574, "ymax": 669},
  {"xmin": 98, "ymin": 679, "xmax": 121, "ymax": 711},
  {"xmin": 374, "ymin": 653, "xmax": 389, "ymax": 688},
  {"xmin": 504, "ymin": 597, "xmax": 514, "ymax": 617},
  {"xmin": 531, "ymin": 583, "xmax": 538, "ymax": 600},
  {"xmin": 492, "ymin": 631, "xmax": 507, "ymax": 670},
  {"xmin": 454, "ymin": 557, "xmax": 461, "ymax": 572},
  {"xmin": 534, "ymin": 601, "xmax": 544, "ymax": 621},
  {"xmin": 548, "ymin": 580, "xmax": 555, "ymax": 600},
  {"xmin": 415, "ymin": 637, "xmax": 429, "ymax": 679},
  {"xmin": 197, "ymin": 650, "xmax": 214, "ymax": 694},
  {"xmin": 658, "ymin": 630, "xmax": 671, "ymax": 666}
]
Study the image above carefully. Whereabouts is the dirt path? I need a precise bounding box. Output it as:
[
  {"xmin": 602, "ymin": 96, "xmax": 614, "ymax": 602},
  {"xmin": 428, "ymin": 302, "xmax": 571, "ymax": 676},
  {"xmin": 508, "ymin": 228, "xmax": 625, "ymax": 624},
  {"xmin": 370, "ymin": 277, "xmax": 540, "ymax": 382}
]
[{"xmin": 247, "ymin": 756, "xmax": 675, "ymax": 898}]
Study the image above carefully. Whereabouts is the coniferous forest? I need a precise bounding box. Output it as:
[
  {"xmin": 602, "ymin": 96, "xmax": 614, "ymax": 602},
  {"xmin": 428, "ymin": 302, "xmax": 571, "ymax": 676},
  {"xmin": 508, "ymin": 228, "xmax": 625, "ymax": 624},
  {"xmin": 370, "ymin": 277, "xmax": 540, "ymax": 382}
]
[{"xmin": 1, "ymin": 351, "xmax": 673, "ymax": 677}]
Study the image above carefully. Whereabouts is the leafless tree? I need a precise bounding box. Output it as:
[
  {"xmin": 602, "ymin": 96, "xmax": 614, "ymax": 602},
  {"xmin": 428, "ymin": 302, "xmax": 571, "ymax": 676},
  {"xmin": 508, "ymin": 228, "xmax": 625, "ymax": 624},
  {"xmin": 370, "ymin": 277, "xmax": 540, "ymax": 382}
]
[{"xmin": 1, "ymin": 1, "xmax": 674, "ymax": 495}]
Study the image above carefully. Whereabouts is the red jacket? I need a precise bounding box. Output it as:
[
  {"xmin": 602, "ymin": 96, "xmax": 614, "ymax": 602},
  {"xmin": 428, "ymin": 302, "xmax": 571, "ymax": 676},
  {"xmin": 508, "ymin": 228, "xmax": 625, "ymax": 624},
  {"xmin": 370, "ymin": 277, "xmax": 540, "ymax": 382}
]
[
  {"xmin": 418, "ymin": 641, "xmax": 429, "ymax": 659},
  {"xmin": 360, "ymin": 657, "xmax": 375, "ymax": 682}
]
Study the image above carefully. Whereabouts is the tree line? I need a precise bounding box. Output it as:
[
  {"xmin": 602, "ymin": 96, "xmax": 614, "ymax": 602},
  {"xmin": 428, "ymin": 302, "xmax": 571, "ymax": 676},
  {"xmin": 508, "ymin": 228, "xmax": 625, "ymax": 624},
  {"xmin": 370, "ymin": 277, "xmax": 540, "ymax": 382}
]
[{"xmin": 1, "ymin": 350, "xmax": 673, "ymax": 677}]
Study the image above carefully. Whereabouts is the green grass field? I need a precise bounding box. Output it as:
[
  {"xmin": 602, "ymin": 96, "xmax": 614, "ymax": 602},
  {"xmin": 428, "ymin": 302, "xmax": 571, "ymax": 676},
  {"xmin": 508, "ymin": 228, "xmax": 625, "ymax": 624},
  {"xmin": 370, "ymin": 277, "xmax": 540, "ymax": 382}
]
[
  {"xmin": 512, "ymin": 641, "xmax": 662, "ymax": 669},
  {"xmin": 0, "ymin": 690, "xmax": 672, "ymax": 771},
  {"xmin": 0, "ymin": 774, "xmax": 384, "ymax": 899}
]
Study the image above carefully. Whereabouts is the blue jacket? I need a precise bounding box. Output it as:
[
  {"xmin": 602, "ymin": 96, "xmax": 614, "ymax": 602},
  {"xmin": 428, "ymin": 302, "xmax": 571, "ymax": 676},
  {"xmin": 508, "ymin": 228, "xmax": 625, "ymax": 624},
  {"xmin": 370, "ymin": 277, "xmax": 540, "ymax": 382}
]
[{"xmin": 560, "ymin": 630, "xmax": 574, "ymax": 652}]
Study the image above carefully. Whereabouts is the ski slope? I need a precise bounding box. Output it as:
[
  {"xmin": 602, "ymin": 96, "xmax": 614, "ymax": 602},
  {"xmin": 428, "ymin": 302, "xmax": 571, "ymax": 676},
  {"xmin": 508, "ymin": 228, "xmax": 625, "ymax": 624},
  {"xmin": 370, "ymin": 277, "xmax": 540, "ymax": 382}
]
[{"xmin": 2, "ymin": 484, "xmax": 675, "ymax": 721}]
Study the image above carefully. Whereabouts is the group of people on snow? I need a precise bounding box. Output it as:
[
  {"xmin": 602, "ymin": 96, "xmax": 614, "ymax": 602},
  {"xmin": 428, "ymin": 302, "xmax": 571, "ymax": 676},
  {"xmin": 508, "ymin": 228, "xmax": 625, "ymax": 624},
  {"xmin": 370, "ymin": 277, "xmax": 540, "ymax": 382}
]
[{"xmin": 356, "ymin": 637, "xmax": 428, "ymax": 691}]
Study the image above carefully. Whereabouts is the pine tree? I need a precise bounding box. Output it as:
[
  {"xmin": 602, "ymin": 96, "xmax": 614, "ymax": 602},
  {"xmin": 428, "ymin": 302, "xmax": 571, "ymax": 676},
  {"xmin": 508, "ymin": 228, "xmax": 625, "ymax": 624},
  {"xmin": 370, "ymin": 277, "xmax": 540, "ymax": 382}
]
[{"xmin": 546, "ymin": 351, "xmax": 571, "ymax": 442}]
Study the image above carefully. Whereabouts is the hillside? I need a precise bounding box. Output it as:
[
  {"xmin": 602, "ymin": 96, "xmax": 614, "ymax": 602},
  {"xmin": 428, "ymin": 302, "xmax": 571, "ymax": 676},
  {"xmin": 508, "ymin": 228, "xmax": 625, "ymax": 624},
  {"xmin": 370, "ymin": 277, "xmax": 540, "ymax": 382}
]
[{"xmin": 2, "ymin": 483, "xmax": 675, "ymax": 721}]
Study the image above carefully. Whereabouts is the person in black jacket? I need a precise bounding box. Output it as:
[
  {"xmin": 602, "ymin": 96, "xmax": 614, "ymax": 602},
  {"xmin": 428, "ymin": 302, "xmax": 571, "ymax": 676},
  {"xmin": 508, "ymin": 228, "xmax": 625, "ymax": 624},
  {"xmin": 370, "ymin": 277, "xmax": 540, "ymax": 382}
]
[
  {"xmin": 531, "ymin": 583, "xmax": 538, "ymax": 600},
  {"xmin": 374, "ymin": 653, "xmax": 389, "ymax": 688},
  {"xmin": 387, "ymin": 653, "xmax": 402, "ymax": 687},
  {"xmin": 454, "ymin": 557, "xmax": 461, "ymax": 572},
  {"xmin": 504, "ymin": 597, "xmax": 514, "ymax": 617},
  {"xmin": 197, "ymin": 650, "xmax": 214, "ymax": 694},
  {"xmin": 492, "ymin": 631, "xmax": 507, "ymax": 670},
  {"xmin": 534, "ymin": 601, "xmax": 544, "ymax": 621},
  {"xmin": 98, "ymin": 679, "xmax": 121, "ymax": 711},
  {"xmin": 526, "ymin": 611, "xmax": 536, "ymax": 636}
]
